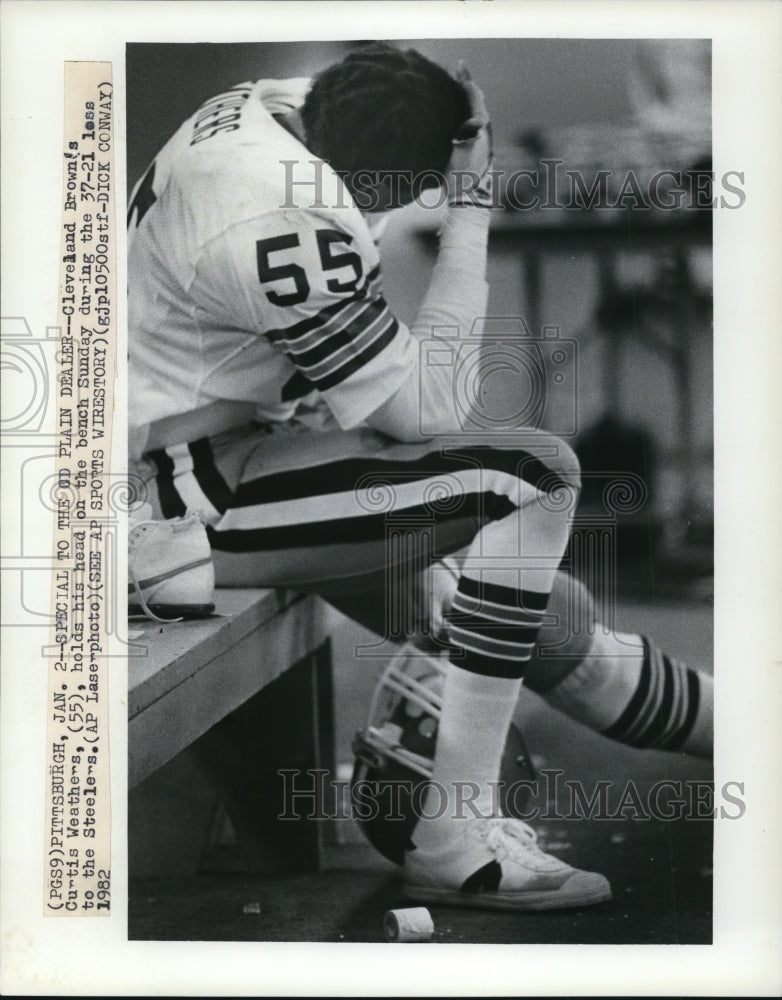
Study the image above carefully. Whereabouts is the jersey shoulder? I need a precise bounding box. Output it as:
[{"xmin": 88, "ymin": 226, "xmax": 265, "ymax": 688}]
[
  {"xmin": 182, "ymin": 77, "xmax": 310, "ymax": 150},
  {"xmin": 166, "ymin": 79, "xmax": 364, "ymax": 250}
]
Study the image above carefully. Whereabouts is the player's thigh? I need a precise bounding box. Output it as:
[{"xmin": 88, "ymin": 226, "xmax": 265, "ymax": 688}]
[
  {"xmin": 207, "ymin": 423, "xmax": 579, "ymax": 587},
  {"xmin": 136, "ymin": 419, "xmax": 580, "ymax": 600},
  {"xmin": 209, "ymin": 420, "xmax": 485, "ymax": 590}
]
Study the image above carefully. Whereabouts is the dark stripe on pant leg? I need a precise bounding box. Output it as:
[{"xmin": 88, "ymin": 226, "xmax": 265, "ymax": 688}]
[
  {"xmin": 209, "ymin": 491, "xmax": 513, "ymax": 552},
  {"xmin": 188, "ymin": 437, "xmax": 234, "ymax": 515},
  {"xmin": 147, "ymin": 448, "xmax": 187, "ymax": 519},
  {"xmin": 602, "ymin": 637, "xmax": 653, "ymax": 742},
  {"xmin": 231, "ymin": 446, "xmax": 569, "ymax": 508},
  {"xmin": 663, "ymin": 668, "xmax": 701, "ymax": 751},
  {"xmin": 457, "ymin": 575, "xmax": 551, "ymax": 614}
]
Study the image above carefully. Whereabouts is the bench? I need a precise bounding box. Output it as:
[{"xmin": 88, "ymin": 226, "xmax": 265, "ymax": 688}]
[{"xmin": 128, "ymin": 588, "xmax": 335, "ymax": 876}]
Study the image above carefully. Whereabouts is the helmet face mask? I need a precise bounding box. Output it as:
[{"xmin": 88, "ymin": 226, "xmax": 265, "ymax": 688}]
[
  {"xmin": 351, "ymin": 646, "xmax": 536, "ymax": 864},
  {"xmin": 357, "ymin": 651, "xmax": 445, "ymax": 778}
]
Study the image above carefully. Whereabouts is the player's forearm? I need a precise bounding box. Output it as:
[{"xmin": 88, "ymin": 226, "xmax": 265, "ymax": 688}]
[
  {"xmin": 366, "ymin": 207, "xmax": 491, "ymax": 441},
  {"xmin": 409, "ymin": 206, "xmax": 490, "ymax": 340},
  {"xmin": 411, "ymin": 206, "xmax": 491, "ymax": 435}
]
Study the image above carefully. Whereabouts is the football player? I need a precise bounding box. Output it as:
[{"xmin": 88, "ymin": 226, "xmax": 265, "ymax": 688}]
[{"xmin": 128, "ymin": 42, "xmax": 711, "ymax": 911}]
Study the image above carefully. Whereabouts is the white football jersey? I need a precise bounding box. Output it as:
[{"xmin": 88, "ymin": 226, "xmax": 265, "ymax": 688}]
[{"xmin": 128, "ymin": 78, "xmax": 416, "ymax": 443}]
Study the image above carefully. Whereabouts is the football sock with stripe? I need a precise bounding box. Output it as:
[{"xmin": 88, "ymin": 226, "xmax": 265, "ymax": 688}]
[
  {"xmin": 541, "ymin": 631, "xmax": 713, "ymax": 758},
  {"xmin": 414, "ymin": 581, "xmax": 554, "ymax": 852},
  {"xmin": 446, "ymin": 577, "xmax": 552, "ymax": 678},
  {"xmin": 413, "ymin": 494, "xmax": 571, "ymax": 851},
  {"xmin": 411, "ymin": 665, "xmax": 523, "ymax": 852}
]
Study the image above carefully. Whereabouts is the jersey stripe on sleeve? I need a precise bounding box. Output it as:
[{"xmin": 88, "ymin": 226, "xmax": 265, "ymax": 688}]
[
  {"xmin": 264, "ymin": 265, "xmax": 380, "ymax": 349},
  {"xmin": 263, "ymin": 266, "xmax": 402, "ymax": 392}
]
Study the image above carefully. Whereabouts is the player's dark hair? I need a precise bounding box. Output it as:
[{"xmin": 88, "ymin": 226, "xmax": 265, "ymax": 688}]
[{"xmin": 301, "ymin": 42, "xmax": 470, "ymax": 203}]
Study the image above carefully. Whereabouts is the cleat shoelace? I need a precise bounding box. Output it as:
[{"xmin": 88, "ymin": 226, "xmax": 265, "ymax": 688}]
[{"xmin": 480, "ymin": 817, "xmax": 546, "ymax": 862}]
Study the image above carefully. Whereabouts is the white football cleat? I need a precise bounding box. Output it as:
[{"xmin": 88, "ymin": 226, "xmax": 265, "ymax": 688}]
[
  {"xmin": 404, "ymin": 817, "xmax": 611, "ymax": 911},
  {"xmin": 128, "ymin": 504, "xmax": 215, "ymax": 621}
]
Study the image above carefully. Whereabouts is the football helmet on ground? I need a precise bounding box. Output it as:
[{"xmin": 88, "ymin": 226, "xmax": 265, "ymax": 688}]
[{"xmin": 352, "ymin": 643, "xmax": 536, "ymax": 864}]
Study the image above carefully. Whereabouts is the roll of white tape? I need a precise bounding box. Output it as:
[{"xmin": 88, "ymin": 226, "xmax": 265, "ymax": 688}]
[{"xmin": 383, "ymin": 906, "xmax": 434, "ymax": 942}]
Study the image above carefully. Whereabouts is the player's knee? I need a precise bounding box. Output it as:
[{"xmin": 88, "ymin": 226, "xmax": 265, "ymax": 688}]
[
  {"xmin": 501, "ymin": 429, "xmax": 581, "ymax": 496},
  {"xmin": 544, "ymin": 434, "xmax": 581, "ymax": 492},
  {"xmin": 519, "ymin": 433, "xmax": 581, "ymax": 520}
]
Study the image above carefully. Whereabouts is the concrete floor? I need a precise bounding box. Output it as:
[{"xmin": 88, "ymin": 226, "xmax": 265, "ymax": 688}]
[
  {"xmin": 129, "ymin": 594, "xmax": 713, "ymax": 944},
  {"xmin": 129, "ymin": 816, "xmax": 711, "ymax": 943}
]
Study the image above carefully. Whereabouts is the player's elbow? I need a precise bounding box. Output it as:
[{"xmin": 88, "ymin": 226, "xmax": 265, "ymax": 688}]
[
  {"xmin": 365, "ymin": 364, "xmax": 468, "ymax": 441},
  {"xmin": 364, "ymin": 400, "xmax": 427, "ymax": 442},
  {"xmin": 364, "ymin": 372, "xmax": 429, "ymax": 442}
]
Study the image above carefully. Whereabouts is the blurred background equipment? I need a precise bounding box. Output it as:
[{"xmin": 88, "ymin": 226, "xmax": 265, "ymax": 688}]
[{"xmin": 400, "ymin": 37, "xmax": 713, "ymax": 598}]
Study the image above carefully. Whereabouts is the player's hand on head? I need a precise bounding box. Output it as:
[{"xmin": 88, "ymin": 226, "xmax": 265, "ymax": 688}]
[
  {"xmin": 455, "ymin": 62, "xmax": 491, "ymax": 140},
  {"xmin": 446, "ymin": 62, "xmax": 494, "ymax": 209}
]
